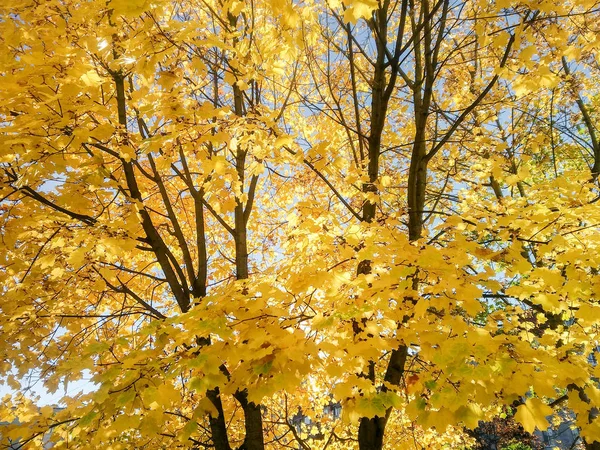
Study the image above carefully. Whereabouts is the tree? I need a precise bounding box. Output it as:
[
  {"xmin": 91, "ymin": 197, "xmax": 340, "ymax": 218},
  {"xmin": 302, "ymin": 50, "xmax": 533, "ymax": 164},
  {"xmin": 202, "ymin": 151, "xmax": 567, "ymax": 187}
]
[{"xmin": 1, "ymin": 0, "xmax": 600, "ymax": 449}]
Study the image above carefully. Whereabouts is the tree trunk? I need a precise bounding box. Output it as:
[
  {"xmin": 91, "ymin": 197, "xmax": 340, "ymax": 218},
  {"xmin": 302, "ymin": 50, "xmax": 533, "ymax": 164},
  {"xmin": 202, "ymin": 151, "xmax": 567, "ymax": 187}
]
[
  {"xmin": 207, "ymin": 388, "xmax": 233, "ymax": 450},
  {"xmin": 585, "ymin": 440, "xmax": 600, "ymax": 450}
]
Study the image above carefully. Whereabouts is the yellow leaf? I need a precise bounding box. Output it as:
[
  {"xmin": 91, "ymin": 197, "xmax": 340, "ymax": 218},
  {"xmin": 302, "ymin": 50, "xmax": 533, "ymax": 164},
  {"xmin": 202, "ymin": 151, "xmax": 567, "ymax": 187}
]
[
  {"xmin": 50, "ymin": 267, "xmax": 65, "ymax": 278},
  {"xmin": 455, "ymin": 403, "xmax": 483, "ymax": 429},
  {"xmin": 519, "ymin": 45, "xmax": 537, "ymax": 61},
  {"xmin": 343, "ymin": 0, "xmax": 378, "ymax": 24},
  {"xmin": 515, "ymin": 398, "xmax": 553, "ymax": 433},
  {"xmin": 577, "ymin": 303, "xmax": 600, "ymax": 322},
  {"xmin": 80, "ymin": 70, "xmax": 103, "ymax": 87},
  {"xmin": 40, "ymin": 405, "xmax": 54, "ymax": 418},
  {"xmin": 38, "ymin": 254, "xmax": 56, "ymax": 270},
  {"xmin": 274, "ymin": 135, "xmax": 293, "ymax": 148}
]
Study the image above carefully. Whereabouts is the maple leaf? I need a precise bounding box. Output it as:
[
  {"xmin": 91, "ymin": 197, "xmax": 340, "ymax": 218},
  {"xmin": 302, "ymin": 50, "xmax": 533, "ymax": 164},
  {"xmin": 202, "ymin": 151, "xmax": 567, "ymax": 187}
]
[
  {"xmin": 2, "ymin": 0, "xmax": 600, "ymax": 449},
  {"xmin": 514, "ymin": 398, "xmax": 553, "ymax": 434}
]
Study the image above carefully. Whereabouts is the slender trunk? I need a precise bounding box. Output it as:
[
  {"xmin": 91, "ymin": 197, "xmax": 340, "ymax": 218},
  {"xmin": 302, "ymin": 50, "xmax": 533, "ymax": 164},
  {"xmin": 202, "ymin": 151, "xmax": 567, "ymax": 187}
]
[
  {"xmin": 358, "ymin": 345, "xmax": 408, "ymax": 450},
  {"xmin": 357, "ymin": 3, "xmax": 408, "ymax": 448},
  {"xmin": 359, "ymin": 1, "xmax": 439, "ymax": 446},
  {"xmin": 234, "ymin": 144, "xmax": 249, "ymax": 281},
  {"xmin": 357, "ymin": 23, "xmax": 388, "ymax": 450},
  {"xmin": 232, "ymin": 73, "xmax": 265, "ymax": 449},
  {"xmin": 232, "ymin": 145, "xmax": 264, "ymax": 450},
  {"xmin": 233, "ymin": 171, "xmax": 264, "ymax": 450},
  {"xmin": 197, "ymin": 187, "xmax": 230, "ymax": 449},
  {"xmin": 193, "ymin": 193, "xmax": 208, "ymax": 298},
  {"xmin": 113, "ymin": 73, "xmax": 190, "ymax": 312},
  {"xmin": 207, "ymin": 388, "xmax": 233, "ymax": 450},
  {"xmin": 358, "ymin": 416, "xmax": 387, "ymax": 450},
  {"xmin": 562, "ymin": 57, "xmax": 600, "ymax": 179},
  {"xmin": 233, "ymin": 389, "xmax": 264, "ymax": 450}
]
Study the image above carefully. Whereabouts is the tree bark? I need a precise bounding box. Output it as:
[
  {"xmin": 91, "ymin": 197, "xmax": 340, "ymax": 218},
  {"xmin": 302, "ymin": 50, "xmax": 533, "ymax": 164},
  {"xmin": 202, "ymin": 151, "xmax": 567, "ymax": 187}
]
[
  {"xmin": 231, "ymin": 64, "xmax": 265, "ymax": 449},
  {"xmin": 357, "ymin": 2, "xmax": 409, "ymax": 448},
  {"xmin": 207, "ymin": 387, "xmax": 233, "ymax": 450}
]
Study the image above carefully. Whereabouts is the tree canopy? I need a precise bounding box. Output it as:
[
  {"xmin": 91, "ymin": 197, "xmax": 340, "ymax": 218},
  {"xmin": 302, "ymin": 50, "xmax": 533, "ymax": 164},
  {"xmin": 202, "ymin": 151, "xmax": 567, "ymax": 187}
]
[{"xmin": 1, "ymin": 0, "xmax": 600, "ymax": 448}]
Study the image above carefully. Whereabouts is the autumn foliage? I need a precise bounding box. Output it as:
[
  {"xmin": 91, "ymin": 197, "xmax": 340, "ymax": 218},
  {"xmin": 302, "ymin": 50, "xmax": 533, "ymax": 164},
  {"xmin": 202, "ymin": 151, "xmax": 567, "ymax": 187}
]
[{"xmin": 1, "ymin": 0, "xmax": 600, "ymax": 449}]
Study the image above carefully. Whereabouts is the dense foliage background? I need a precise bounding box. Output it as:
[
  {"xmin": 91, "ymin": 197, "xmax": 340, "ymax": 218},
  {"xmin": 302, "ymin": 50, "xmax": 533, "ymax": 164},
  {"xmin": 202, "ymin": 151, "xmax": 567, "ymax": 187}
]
[{"xmin": 1, "ymin": 0, "xmax": 600, "ymax": 448}]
